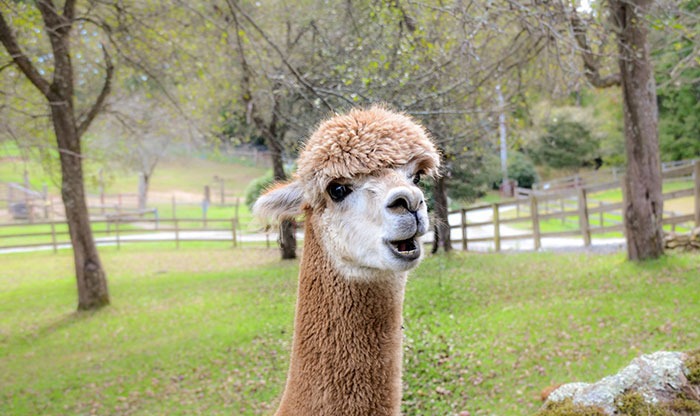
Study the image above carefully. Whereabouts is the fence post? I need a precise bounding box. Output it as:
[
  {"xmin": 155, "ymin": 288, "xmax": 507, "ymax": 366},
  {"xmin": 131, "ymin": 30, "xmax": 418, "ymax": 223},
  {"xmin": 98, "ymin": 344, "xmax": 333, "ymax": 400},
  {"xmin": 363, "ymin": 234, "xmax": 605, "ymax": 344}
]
[
  {"xmin": 42, "ymin": 184, "xmax": 49, "ymax": 219},
  {"xmin": 560, "ymin": 198, "xmax": 565, "ymax": 224},
  {"xmin": 235, "ymin": 198, "xmax": 240, "ymax": 221},
  {"xmin": 7, "ymin": 184, "xmax": 13, "ymax": 214},
  {"xmin": 599, "ymin": 201, "xmax": 604, "ymax": 228},
  {"xmin": 670, "ymin": 211, "xmax": 676, "ymax": 233},
  {"xmin": 694, "ymin": 161, "xmax": 700, "ymax": 227},
  {"xmin": 220, "ymin": 181, "xmax": 225, "ymax": 205},
  {"xmin": 175, "ymin": 218, "xmax": 180, "ymax": 249},
  {"xmin": 578, "ymin": 187, "xmax": 591, "ymax": 247},
  {"xmin": 100, "ymin": 169, "xmax": 105, "ymax": 215},
  {"xmin": 50, "ymin": 221, "xmax": 57, "ymax": 253},
  {"xmin": 202, "ymin": 186, "xmax": 210, "ymax": 228},
  {"xmin": 231, "ymin": 218, "xmax": 237, "ymax": 248},
  {"xmin": 115, "ymin": 219, "xmax": 121, "ymax": 250},
  {"xmin": 530, "ymin": 194, "xmax": 541, "ymax": 251},
  {"xmin": 493, "ymin": 203, "xmax": 501, "ymax": 252},
  {"xmin": 461, "ymin": 208, "xmax": 467, "ymax": 251}
]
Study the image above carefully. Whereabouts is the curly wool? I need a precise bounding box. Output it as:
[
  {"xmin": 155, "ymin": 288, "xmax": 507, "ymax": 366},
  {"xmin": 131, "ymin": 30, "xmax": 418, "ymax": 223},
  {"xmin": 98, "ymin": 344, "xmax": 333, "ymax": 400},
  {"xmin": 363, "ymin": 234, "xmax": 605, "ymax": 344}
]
[{"xmin": 296, "ymin": 106, "xmax": 440, "ymax": 195}]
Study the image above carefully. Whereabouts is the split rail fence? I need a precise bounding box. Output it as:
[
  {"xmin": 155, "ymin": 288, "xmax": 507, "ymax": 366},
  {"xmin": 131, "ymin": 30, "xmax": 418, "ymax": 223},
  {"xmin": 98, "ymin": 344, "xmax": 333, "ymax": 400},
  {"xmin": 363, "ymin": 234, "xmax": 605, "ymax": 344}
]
[
  {"xmin": 0, "ymin": 217, "xmax": 242, "ymax": 253},
  {"xmin": 448, "ymin": 162, "xmax": 700, "ymax": 252},
  {"xmin": 2, "ymin": 163, "xmax": 698, "ymax": 254}
]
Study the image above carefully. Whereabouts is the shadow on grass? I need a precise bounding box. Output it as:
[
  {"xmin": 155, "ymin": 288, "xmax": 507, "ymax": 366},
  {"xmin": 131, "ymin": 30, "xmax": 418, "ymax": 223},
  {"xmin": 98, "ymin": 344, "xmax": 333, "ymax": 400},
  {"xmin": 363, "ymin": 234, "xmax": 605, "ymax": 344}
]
[{"xmin": 33, "ymin": 308, "xmax": 104, "ymax": 340}]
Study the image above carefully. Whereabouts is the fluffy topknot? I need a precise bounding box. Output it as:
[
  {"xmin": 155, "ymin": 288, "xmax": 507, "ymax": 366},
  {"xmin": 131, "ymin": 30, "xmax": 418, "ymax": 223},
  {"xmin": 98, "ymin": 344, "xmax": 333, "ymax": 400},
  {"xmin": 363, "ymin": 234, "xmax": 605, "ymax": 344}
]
[{"xmin": 296, "ymin": 106, "xmax": 440, "ymax": 194}]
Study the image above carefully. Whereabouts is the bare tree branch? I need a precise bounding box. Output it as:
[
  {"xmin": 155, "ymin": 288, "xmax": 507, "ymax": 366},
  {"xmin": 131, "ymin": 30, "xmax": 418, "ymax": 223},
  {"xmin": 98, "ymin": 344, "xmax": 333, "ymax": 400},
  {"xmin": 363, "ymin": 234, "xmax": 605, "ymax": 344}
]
[
  {"xmin": 570, "ymin": 9, "xmax": 621, "ymax": 88},
  {"xmin": 226, "ymin": 0, "xmax": 334, "ymax": 112},
  {"xmin": 36, "ymin": 0, "xmax": 72, "ymax": 37},
  {"xmin": 77, "ymin": 44, "xmax": 114, "ymax": 137},
  {"xmin": 0, "ymin": 60, "xmax": 13, "ymax": 74}
]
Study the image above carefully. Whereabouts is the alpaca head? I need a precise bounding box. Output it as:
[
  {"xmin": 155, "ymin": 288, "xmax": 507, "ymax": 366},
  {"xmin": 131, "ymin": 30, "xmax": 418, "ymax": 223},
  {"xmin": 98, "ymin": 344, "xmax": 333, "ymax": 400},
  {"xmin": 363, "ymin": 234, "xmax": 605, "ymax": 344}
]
[{"xmin": 254, "ymin": 106, "xmax": 440, "ymax": 279}]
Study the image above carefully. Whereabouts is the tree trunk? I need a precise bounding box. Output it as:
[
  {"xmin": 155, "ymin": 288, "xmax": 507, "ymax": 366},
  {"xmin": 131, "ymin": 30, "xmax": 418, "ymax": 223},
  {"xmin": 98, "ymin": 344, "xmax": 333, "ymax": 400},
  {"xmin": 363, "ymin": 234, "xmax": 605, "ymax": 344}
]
[
  {"xmin": 2, "ymin": 1, "xmax": 112, "ymax": 310},
  {"xmin": 266, "ymin": 109, "xmax": 296, "ymax": 260},
  {"xmin": 612, "ymin": 0, "xmax": 664, "ymax": 260},
  {"xmin": 432, "ymin": 174, "xmax": 452, "ymax": 253},
  {"xmin": 42, "ymin": 1, "xmax": 109, "ymax": 309},
  {"xmin": 138, "ymin": 172, "xmax": 149, "ymax": 210},
  {"xmin": 51, "ymin": 101, "xmax": 110, "ymax": 310},
  {"xmin": 230, "ymin": 11, "xmax": 295, "ymax": 260}
]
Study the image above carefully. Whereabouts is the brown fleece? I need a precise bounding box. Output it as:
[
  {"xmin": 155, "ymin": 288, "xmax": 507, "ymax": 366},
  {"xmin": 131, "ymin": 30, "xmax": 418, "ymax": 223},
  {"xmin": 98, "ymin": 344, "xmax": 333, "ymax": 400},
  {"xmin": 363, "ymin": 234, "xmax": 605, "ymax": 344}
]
[
  {"xmin": 275, "ymin": 212, "xmax": 405, "ymax": 416},
  {"xmin": 265, "ymin": 107, "xmax": 441, "ymax": 415},
  {"xmin": 296, "ymin": 105, "xmax": 440, "ymax": 202}
]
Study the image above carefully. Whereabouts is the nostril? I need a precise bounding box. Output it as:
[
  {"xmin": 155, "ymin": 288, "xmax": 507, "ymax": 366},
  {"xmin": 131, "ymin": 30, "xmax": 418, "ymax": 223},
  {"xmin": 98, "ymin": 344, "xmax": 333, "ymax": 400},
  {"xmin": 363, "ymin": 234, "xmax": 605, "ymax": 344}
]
[{"xmin": 387, "ymin": 197, "xmax": 410, "ymax": 212}]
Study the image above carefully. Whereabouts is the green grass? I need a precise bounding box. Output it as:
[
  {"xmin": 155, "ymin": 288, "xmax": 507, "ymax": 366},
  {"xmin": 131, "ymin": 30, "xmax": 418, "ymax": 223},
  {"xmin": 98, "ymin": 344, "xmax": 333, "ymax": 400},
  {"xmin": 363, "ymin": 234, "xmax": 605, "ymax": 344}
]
[
  {"xmin": 1, "ymin": 143, "xmax": 269, "ymax": 200},
  {"xmin": 1, "ymin": 248, "xmax": 699, "ymax": 415},
  {"xmin": 111, "ymin": 157, "xmax": 267, "ymax": 196},
  {"xmin": 590, "ymin": 180, "xmax": 694, "ymax": 204}
]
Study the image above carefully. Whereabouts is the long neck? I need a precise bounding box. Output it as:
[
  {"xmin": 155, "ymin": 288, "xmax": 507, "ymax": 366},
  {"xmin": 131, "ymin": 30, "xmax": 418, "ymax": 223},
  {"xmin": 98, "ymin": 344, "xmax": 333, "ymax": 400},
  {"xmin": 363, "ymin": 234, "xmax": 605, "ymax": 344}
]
[{"xmin": 275, "ymin": 216, "xmax": 406, "ymax": 416}]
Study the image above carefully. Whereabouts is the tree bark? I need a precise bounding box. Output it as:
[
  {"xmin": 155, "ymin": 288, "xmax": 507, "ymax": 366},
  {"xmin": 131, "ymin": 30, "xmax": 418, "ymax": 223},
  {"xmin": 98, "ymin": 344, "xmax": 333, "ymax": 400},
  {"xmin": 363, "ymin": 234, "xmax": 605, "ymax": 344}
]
[
  {"xmin": 266, "ymin": 110, "xmax": 297, "ymax": 260},
  {"xmin": 0, "ymin": 1, "xmax": 110, "ymax": 309},
  {"xmin": 53, "ymin": 106, "xmax": 110, "ymax": 309},
  {"xmin": 612, "ymin": 0, "xmax": 665, "ymax": 260},
  {"xmin": 432, "ymin": 174, "xmax": 452, "ymax": 253},
  {"xmin": 138, "ymin": 173, "xmax": 150, "ymax": 210}
]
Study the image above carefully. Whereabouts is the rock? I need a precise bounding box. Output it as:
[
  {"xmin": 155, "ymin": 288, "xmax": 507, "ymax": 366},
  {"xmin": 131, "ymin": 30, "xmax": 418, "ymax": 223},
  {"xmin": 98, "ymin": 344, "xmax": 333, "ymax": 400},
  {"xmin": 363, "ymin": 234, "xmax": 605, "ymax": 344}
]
[
  {"xmin": 545, "ymin": 351, "xmax": 688, "ymax": 415},
  {"xmin": 664, "ymin": 230, "xmax": 700, "ymax": 251}
]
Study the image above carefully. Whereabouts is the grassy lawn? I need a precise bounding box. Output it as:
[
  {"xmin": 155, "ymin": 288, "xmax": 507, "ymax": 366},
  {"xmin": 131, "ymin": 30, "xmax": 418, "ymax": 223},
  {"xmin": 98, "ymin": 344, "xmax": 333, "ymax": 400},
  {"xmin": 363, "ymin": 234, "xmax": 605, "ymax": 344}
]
[
  {"xmin": 1, "ymin": 248, "xmax": 699, "ymax": 415},
  {"xmin": 106, "ymin": 157, "xmax": 268, "ymax": 197},
  {"xmin": 590, "ymin": 179, "xmax": 694, "ymax": 205},
  {"xmin": 1, "ymin": 143, "xmax": 269, "ymax": 200}
]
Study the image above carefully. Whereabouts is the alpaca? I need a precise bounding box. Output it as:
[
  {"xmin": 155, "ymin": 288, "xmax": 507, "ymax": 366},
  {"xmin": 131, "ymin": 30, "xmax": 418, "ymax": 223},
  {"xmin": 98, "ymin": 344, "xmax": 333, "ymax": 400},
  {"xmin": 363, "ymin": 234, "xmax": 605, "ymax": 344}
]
[{"xmin": 254, "ymin": 106, "xmax": 440, "ymax": 416}]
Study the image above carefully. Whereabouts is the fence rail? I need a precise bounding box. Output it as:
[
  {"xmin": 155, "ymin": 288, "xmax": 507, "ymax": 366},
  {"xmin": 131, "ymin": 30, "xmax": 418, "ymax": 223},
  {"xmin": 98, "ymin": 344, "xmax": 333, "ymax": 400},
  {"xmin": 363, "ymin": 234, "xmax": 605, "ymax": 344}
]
[
  {"xmin": 0, "ymin": 217, "xmax": 246, "ymax": 253},
  {"xmin": 533, "ymin": 158, "xmax": 698, "ymax": 192},
  {"xmin": 2, "ymin": 162, "xmax": 699, "ymax": 254},
  {"xmin": 448, "ymin": 162, "xmax": 700, "ymax": 252}
]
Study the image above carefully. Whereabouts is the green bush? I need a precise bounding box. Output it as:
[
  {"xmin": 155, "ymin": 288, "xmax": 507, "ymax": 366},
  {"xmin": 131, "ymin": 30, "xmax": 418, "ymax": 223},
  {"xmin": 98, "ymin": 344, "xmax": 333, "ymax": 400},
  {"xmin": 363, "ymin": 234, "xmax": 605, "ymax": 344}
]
[
  {"xmin": 529, "ymin": 117, "xmax": 599, "ymax": 170},
  {"xmin": 484, "ymin": 152, "xmax": 539, "ymax": 190},
  {"xmin": 244, "ymin": 170, "xmax": 276, "ymax": 209},
  {"xmin": 508, "ymin": 152, "xmax": 539, "ymax": 189}
]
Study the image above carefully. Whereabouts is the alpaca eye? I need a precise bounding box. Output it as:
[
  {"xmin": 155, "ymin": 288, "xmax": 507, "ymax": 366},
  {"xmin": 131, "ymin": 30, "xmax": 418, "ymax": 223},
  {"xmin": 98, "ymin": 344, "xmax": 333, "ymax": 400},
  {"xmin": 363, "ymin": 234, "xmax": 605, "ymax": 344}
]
[
  {"xmin": 327, "ymin": 182, "xmax": 352, "ymax": 202},
  {"xmin": 412, "ymin": 172, "xmax": 423, "ymax": 185}
]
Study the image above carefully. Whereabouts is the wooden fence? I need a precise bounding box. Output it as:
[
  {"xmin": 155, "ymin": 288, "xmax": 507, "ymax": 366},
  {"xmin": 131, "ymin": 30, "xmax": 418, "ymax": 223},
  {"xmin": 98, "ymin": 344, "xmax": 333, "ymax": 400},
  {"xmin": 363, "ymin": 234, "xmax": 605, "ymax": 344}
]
[
  {"xmin": 2, "ymin": 163, "xmax": 698, "ymax": 254},
  {"xmin": 0, "ymin": 217, "xmax": 243, "ymax": 253},
  {"xmin": 449, "ymin": 162, "xmax": 700, "ymax": 252},
  {"xmin": 533, "ymin": 158, "xmax": 698, "ymax": 192}
]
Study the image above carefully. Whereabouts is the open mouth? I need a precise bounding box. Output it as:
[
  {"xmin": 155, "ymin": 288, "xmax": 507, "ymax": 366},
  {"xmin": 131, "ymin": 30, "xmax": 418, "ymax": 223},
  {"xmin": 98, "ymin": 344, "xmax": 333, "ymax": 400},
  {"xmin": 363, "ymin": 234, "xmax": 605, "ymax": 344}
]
[{"xmin": 387, "ymin": 237, "xmax": 421, "ymax": 261}]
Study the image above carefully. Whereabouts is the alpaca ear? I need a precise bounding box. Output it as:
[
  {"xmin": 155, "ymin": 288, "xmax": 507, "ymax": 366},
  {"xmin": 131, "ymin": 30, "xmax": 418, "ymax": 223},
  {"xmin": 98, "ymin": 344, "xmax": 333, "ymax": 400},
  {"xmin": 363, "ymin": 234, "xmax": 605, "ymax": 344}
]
[{"xmin": 253, "ymin": 180, "xmax": 305, "ymax": 221}]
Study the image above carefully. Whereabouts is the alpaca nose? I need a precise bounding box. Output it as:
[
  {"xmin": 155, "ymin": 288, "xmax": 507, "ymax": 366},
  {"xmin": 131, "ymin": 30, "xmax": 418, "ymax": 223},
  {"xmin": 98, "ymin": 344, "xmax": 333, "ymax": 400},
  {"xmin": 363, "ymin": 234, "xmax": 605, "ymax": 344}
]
[{"xmin": 385, "ymin": 188, "xmax": 423, "ymax": 214}]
